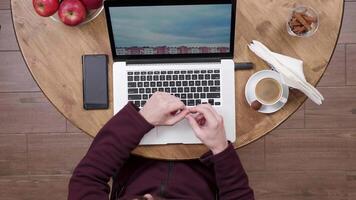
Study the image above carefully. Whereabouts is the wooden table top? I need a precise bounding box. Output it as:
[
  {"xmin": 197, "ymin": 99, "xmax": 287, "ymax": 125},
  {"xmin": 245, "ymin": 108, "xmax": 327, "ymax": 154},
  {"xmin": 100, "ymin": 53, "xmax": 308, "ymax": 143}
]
[{"xmin": 11, "ymin": 0, "xmax": 343, "ymax": 160}]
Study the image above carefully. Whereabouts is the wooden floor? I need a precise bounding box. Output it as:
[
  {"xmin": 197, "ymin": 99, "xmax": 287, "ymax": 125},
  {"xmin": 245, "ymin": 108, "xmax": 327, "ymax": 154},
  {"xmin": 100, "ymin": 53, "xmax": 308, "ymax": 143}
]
[{"xmin": 1, "ymin": 1, "xmax": 356, "ymax": 199}]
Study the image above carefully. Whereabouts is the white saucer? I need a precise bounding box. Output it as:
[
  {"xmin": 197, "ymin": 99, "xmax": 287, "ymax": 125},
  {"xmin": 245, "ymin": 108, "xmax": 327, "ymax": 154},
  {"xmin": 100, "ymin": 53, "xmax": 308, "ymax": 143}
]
[{"xmin": 245, "ymin": 70, "xmax": 289, "ymax": 114}]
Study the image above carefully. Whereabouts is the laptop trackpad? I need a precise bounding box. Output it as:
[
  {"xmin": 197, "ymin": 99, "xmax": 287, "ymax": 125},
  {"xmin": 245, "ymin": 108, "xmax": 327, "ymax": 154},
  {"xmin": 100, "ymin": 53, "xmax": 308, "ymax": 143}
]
[{"xmin": 157, "ymin": 119, "xmax": 201, "ymax": 144}]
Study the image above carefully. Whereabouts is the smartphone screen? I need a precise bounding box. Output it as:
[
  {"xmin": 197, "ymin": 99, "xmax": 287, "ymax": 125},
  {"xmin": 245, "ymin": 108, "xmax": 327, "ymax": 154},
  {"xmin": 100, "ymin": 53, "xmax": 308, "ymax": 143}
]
[{"xmin": 82, "ymin": 55, "xmax": 108, "ymax": 110}]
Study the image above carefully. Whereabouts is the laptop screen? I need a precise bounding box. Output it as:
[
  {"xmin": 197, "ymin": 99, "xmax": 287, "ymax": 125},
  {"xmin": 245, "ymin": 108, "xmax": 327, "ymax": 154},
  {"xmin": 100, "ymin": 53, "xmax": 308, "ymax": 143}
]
[{"xmin": 105, "ymin": 0, "xmax": 235, "ymax": 60}]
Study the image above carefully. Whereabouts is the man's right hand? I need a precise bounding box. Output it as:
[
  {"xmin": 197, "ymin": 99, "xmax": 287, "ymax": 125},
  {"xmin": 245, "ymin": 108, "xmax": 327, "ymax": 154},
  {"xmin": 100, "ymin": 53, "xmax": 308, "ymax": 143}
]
[
  {"xmin": 139, "ymin": 92, "xmax": 189, "ymax": 126},
  {"xmin": 186, "ymin": 104, "xmax": 228, "ymax": 155}
]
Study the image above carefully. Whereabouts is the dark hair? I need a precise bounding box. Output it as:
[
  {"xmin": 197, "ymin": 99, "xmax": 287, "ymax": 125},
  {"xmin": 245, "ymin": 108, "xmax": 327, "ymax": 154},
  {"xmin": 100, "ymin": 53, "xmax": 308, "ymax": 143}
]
[{"xmin": 119, "ymin": 195, "xmax": 164, "ymax": 200}]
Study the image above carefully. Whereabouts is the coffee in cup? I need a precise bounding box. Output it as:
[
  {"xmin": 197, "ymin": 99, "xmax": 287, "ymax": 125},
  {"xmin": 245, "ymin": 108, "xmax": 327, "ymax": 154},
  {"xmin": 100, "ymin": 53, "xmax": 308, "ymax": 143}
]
[{"xmin": 255, "ymin": 78, "xmax": 283, "ymax": 105}]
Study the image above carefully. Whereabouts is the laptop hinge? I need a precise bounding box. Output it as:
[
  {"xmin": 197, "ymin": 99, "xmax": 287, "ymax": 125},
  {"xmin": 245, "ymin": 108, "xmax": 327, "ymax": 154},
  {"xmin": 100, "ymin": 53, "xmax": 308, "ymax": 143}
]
[{"xmin": 125, "ymin": 57, "xmax": 222, "ymax": 65}]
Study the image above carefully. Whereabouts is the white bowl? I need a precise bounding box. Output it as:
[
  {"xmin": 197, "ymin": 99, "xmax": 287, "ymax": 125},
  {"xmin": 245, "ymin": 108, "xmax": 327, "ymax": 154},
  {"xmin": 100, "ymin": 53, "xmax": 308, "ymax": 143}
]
[{"xmin": 50, "ymin": 5, "xmax": 104, "ymax": 26}]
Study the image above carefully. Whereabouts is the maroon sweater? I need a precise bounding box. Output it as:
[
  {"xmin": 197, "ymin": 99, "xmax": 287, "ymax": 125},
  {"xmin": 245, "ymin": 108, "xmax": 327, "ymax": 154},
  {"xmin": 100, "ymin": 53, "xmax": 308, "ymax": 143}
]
[{"xmin": 68, "ymin": 103, "xmax": 254, "ymax": 200}]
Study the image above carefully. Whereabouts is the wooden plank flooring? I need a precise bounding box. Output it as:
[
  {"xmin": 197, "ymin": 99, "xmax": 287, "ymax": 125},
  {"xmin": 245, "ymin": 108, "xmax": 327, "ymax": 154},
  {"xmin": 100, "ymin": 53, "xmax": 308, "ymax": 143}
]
[
  {"xmin": 0, "ymin": 10, "xmax": 19, "ymax": 50},
  {"xmin": 0, "ymin": 1, "xmax": 355, "ymax": 199},
  {"xmin": 0, "ymin": 175, "xmax": 72, "ymax": 200},
  {"xmin": 0, "ymin": 51, "xmax": 39, "ymax": 92},
  {"xmin": 0, "ymin": 92, "xmax": 67, "ymax": 133},
  {"xmin": 0, "ymin": 134, "xmax": 27, "ymax": 176},
  {"xmin": 27, "ymin": 133, "xmax": 91, "ymax": 175},
  {"xmin": 265, "ymin": 129, "xmax": 354, "ymax": 171},
  {"xmin": 318, "ymin": 44, "xmax": 346, "ymax": 87},
  {"xmin": 0, "ymin": 0, "xmax": 10, "ymax": 10},
  {"xmin": 250, "ymin": 171, "xmax": 348, "ymax": 200},
  {"xmin": 338, "ymin": 1, "xmax": 356, "ymax": 44},
  {"xmin": 346, "ymin": 44, "xmax": 356, "ymax": 85}
]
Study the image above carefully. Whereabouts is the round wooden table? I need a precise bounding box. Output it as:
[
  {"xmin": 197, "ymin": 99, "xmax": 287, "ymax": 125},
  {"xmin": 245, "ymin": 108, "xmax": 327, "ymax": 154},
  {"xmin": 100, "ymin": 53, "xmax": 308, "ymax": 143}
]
[{"xmin": 11, "ymin": 0, "xmax": 344, "ymax": 159}]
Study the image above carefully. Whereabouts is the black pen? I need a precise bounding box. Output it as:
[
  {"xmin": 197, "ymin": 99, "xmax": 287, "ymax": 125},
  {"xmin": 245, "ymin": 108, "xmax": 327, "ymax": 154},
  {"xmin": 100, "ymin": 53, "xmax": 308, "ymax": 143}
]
[{"xmin": 234, "ymin": 62, "xmax": 254, "ymax": 70}]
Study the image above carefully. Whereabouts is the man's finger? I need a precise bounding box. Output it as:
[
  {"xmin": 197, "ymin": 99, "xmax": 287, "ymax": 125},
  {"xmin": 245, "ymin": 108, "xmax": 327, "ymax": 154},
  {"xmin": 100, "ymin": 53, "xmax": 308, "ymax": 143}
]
[
  {"xmin": 185, "ymin": 114, "xmax": 201, "ymax": 133},
  {"xmin": 168, "ymin": 109, "xmax": 190, "ymax": 125},
  {"xmin": 194, "ymin": 113, "xmax": 204, "ymax": 121},
  {"xmin": 188, "ymin": 105, "xmax": 217, "ymax": 123},
  {"xmin": 200, "ymin": 103, "xmax": 220, "ymax": 119},
  {"xmin": 192, "ymin": 113, "xmax": 205, "ymax": 125}
]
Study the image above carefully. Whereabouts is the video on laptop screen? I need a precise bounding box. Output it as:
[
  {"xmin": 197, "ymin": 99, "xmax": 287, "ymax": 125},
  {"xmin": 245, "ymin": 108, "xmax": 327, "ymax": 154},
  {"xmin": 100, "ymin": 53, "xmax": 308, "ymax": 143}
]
[{"xmin": 109, "ymin": 4, "xmax": 232, "ymax": 56}]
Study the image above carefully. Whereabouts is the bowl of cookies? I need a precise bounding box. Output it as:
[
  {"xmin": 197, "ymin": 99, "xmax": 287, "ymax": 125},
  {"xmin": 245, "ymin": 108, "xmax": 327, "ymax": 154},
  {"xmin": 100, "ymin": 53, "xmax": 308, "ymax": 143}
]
[{"xmin": 287, "ymin": 6, "xmax": 319, "ymax": 37}]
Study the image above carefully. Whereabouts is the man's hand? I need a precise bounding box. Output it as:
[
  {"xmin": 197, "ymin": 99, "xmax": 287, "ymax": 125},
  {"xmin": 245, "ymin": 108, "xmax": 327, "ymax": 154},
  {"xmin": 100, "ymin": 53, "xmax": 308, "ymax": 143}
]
[
  {"xmin": 186, "ymin": 104, "xmax": 228, "ymax": 155},
  {"xmin": 139, "ymin": 92, "xmax": 189, "ymax": 126}
]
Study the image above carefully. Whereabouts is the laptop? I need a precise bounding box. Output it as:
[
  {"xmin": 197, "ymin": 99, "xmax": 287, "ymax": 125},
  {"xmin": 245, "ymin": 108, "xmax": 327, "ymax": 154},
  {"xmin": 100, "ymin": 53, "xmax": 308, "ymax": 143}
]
[{"xmin": 104, "ymin": 0, "xmax": 236, "ymax": 145}]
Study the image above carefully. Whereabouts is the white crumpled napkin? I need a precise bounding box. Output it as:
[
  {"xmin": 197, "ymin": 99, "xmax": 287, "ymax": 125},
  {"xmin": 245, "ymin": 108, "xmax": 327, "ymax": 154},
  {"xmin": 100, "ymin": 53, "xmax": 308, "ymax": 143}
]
[{"xmin": 248, "ymin": 40, "xmax": 324, "ymax": 105}]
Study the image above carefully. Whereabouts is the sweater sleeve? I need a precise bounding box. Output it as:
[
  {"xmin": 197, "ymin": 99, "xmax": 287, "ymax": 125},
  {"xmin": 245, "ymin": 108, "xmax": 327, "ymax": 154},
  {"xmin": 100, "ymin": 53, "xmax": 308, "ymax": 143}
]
[
  {"xmin": 200, "ymin": 143, "xmax": 255, "ymax": 200},
  {"xmin": 68, "ymin": 102, "xmax": 154, "ymax": 200}
]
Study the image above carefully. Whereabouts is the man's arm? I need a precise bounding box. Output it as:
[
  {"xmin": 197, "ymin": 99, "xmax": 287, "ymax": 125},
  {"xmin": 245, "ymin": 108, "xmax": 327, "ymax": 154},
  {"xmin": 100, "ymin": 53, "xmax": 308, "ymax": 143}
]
[
  {"xmin": 213, "ymin": 144, "xmax": 254, "ymax": 200},
  {"xmin": 68, "ymin": 103, "xmax": 154, "ymax": 200},
  {"xmin": 187, "ymin": 104, "xmax": 254, "ymax": 200},
  {"xmin": 68, "ymin": 92, "xmax": 189, "ymax": 200},
  {"xmin": 201, "ymin": 144, "xmax": 254, "ymax": 200}
]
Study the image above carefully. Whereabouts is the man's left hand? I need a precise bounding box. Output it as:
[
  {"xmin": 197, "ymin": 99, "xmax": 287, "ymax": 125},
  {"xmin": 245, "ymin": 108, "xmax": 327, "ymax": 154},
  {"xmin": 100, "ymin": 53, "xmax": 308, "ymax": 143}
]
[{"xmin": 139, "ymin": 92, "xmax": 189, "ymax": 126}]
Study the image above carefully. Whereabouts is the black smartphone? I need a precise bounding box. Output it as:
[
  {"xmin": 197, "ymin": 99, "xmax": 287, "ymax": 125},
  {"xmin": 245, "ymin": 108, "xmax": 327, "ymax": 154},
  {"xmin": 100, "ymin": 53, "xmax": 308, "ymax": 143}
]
[{"xmin": 82, "ymin": 54, "xmax": 109, "ymax": 110}]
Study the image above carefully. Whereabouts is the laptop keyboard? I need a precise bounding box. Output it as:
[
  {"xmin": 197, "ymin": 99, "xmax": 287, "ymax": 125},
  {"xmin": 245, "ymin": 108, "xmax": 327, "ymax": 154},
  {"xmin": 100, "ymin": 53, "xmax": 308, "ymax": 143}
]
[{"xmin": 127, "ymin": 69, "xmax": 221, "ymax": 108}]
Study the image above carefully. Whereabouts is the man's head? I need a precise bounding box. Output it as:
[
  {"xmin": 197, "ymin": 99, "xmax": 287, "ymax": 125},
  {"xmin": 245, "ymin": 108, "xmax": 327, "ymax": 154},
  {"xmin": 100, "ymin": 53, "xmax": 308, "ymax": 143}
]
[{"xmin": 120, "ymin": 193, "xmax": 162, "ymax": 200}]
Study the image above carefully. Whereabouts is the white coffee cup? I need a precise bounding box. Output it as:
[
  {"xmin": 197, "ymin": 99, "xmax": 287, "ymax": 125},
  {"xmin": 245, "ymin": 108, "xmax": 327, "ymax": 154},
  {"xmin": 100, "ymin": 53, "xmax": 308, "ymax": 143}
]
[{"xmin": 253, "ymin": 75, "xmax": 287, "ymax": 106}]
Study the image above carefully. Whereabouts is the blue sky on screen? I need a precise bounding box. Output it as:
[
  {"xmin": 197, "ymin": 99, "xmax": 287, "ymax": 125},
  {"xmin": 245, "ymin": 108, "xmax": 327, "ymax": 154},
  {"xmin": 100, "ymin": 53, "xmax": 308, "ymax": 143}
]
[{"xmin": 109, "ymin": 4, "xmax": 231, "ymax": 48}]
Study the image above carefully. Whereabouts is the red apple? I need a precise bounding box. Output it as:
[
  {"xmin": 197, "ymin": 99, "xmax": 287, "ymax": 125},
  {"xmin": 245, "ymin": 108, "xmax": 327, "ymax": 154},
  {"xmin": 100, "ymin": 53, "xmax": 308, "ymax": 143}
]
[
  {"xmin": 81, "ymin": 0, "xmax": 103, "ymax": 10},
  {"xmin": 58, "ymin": 0, "xmax": 87, "ymax": 26},
  {"xmin": 32, "ymin": 0, "xmax": 59, "ymax": 17}
]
